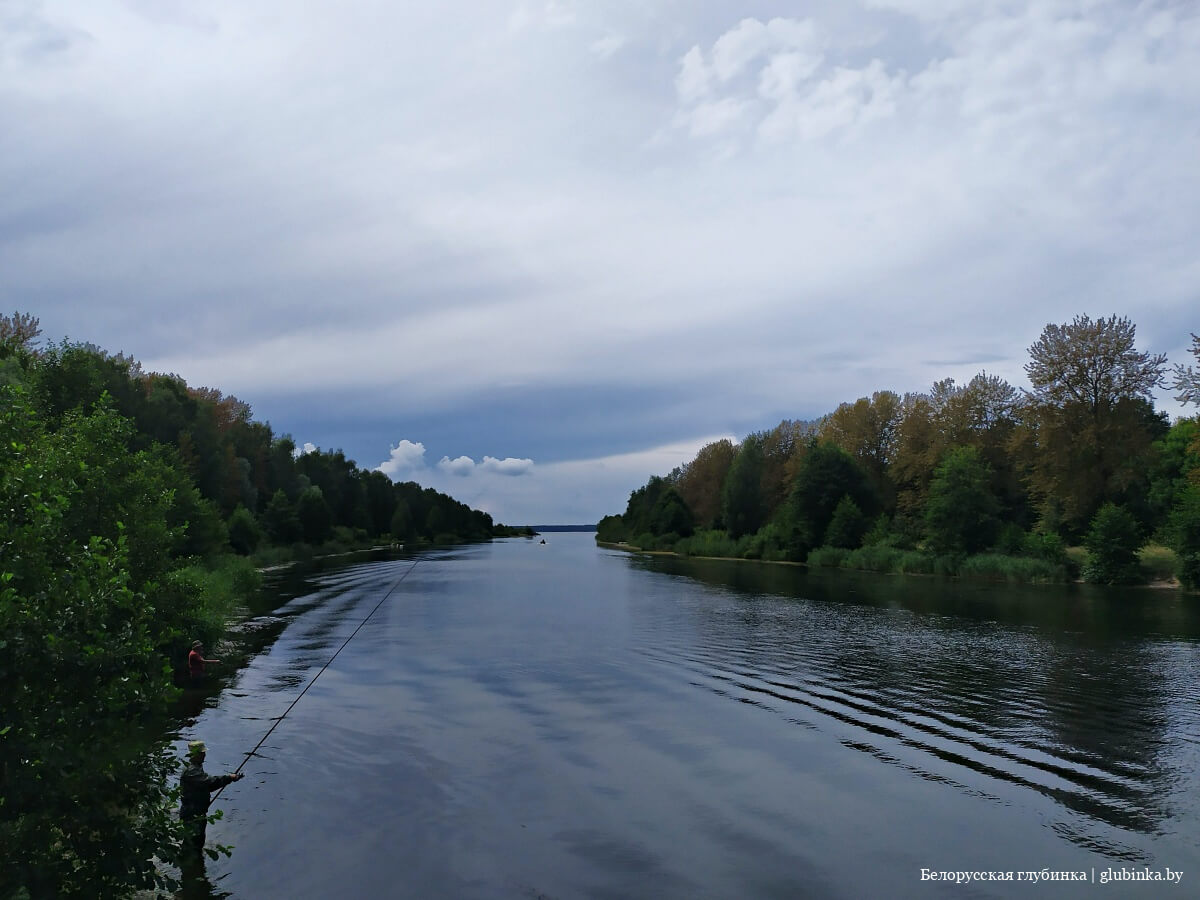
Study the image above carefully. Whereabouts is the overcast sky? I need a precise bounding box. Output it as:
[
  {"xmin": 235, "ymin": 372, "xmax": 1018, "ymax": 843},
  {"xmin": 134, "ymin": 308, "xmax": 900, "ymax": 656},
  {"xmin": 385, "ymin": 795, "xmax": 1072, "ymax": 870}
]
[{"xmin": 4, "ymin": 0, "xmax": 1198, "ymax": 524}]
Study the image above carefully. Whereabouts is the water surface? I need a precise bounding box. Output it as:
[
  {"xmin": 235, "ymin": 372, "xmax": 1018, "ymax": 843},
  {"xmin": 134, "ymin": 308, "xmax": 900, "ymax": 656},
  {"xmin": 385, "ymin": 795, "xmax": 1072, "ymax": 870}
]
[{"xmin": 177, "ymin": 534, "xmax": 1200, "ymax": 898}]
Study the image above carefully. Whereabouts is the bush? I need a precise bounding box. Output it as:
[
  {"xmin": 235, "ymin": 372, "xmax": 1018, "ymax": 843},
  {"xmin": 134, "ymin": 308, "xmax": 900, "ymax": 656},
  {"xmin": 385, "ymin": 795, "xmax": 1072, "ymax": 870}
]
[
  {"xmin": 1137, "ymin": 544, "xmax": 1178, "ymax": 583},
  {"xmin": 1083, "ymin": 503, "xmax": 1143, "ymax": 584},
  {"xmin": 1167, "ymin": 485, "xmax": 1200, "ymax": 589},
  {"xmin": 807, "ymin": 546, "xmax": 849, "ymax": 568},
  {"xmin": 227, "ymin": 505, "xmax": 263, "ymax": 555},
  {"xmin": 994, "ymin": 523, "xmax": 1026, "ymax": 556},
  {"xmin": 958, "ymin": 553, "xmax": 1067, "ymax": 583},
  {"xmin": 825, "ymin": 496, "xmax": 868, "ymax": 549}
]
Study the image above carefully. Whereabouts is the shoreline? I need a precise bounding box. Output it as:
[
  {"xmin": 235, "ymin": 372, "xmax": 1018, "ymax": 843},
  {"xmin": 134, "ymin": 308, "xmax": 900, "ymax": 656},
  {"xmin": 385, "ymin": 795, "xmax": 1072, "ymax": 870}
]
[{"xmin": 596, "ymin": 540, "xmax": 1187, "ymax": 591}]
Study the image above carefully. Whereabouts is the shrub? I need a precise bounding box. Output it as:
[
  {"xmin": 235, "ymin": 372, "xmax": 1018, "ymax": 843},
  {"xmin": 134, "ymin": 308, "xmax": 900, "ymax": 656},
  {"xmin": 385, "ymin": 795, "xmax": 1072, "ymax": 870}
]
[
  {"xmin": 825, "ymin": 496, "xmax": 868, "ymax": 549},
  {"xmin": 958, "ymin": 553, "xmax": 1067, "ymax": 583},
  {"xmin": 1167, "ymin": 485, "xmax": 1200, "ymax": 589},
  {"xmin": 1083, "ymin": 503, "xmax": 1143, "ymax": 584},
  {"xmin": 227, "ymin": 505, "xmax": 263, "ymax": 555},
  {"xmin": 1137, "ymin": 544, "xmax": 1177, "ymax": 583},
  {"xmin": 806, "ymin": 546, "xmax": 850, "ymax": 568}
]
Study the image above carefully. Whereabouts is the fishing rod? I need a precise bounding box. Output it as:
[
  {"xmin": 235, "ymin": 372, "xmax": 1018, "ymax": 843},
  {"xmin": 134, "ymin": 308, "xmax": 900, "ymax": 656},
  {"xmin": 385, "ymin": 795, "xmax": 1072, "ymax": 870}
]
[{"xmin": 210, "ymin": 557, "xmax": 422, "ymax": 801}]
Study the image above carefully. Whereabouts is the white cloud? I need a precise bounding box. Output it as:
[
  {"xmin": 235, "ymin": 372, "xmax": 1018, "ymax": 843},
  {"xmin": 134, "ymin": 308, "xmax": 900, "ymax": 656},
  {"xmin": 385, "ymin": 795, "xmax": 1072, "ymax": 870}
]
[
  {"xmin": 675, "ymin": 45, "xmax": 711, "ymax": 103},
  {"xmin": 374, "ymin": 435, "xmax": 729, "ymax": 524},
  {"xmin": 377, "ymin": 440, "xmax": 428, "ymax": 477},
  {"xmin": 295, "ymin": 441, "xmax": 318, "ymax": 457}
]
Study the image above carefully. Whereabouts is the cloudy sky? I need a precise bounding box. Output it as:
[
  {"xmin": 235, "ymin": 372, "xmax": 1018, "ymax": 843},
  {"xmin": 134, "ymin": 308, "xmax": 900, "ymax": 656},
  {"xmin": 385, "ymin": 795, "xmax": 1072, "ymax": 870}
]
[{"xmin": 4, "ymin": 0, "xmax": 1198, "ymax": 523}]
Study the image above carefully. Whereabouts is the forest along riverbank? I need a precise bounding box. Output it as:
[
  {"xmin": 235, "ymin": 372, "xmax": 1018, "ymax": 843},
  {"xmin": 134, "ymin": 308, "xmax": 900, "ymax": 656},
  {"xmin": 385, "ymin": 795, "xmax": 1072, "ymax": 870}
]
[{"xmin": 173, "ymin": 534, "xmax": 1200, "ymax": 899}]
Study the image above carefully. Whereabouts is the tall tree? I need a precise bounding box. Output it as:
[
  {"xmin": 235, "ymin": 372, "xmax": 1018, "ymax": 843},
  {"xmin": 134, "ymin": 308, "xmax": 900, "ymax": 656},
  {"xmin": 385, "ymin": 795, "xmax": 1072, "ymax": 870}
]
[
  {"xmin": 1020, "ymin": 315, "xmax": 1168, "ymax": 535},
  {"xmin": 676, "ymin": 439, "xmax": 736, "ymax": 530},
  {"xmin": 1025, "ymin": 314, "xmax": 1166, "ymax": 416},
  {"xmin": 924, "ymin": 446, "xmax": 1000, "ymax": 555},
  {"xmin": 722, "ymin": 435, "xmax": 767, "ymax": 538}
]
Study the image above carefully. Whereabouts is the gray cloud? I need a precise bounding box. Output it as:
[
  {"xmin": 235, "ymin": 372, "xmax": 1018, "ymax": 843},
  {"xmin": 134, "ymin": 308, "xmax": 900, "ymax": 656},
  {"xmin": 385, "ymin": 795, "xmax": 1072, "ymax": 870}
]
[{"xmin": 4, "ymin": 1, "xmax": 1198, "ymax": 522}]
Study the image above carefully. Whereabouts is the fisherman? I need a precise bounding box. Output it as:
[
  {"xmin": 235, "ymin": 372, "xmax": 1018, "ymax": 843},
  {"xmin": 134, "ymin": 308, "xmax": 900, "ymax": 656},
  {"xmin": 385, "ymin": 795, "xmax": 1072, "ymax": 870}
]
[
  {"xmin": 187, "ymin": 640, "xmax": 221, "ymax": 686},
  {"xmin": 179, "ymin": 741, "xmax": 244, "ymax": 854}
]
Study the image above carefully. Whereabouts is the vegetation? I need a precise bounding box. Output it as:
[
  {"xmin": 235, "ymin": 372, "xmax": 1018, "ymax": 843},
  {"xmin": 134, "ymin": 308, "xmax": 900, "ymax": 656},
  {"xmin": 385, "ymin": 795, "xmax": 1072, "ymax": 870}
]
[
  {"xmin": 600, "ymin": 315, "xmax": 1200, "ymax": 589},
  {"xmin": 0, "ymin": 311, "xmax": 504, "ymax": 897}
]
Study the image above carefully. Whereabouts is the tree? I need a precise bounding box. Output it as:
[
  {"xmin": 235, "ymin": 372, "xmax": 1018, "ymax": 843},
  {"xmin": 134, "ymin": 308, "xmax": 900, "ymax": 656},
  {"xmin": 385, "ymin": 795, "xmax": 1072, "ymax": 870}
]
[
  {"xmin": 825, "ymin": 496, "xmax": 867, "ymax": 549},
  {"xmin": 263, "ymin": 489, "xmax": 303, "ymax": 544},
  {"xmin": 722, "ymin": 435, "xmax": 766, "ymax": 538},
  {"xmin": 1166, "ymin": 485, "xmax": 1200, "ymax": 589},
  {"xmin": 0, "ymin": 310, "xmax": 41, "ymax": 350},
  {"xmin": 296, "ymin": 485, "xmax": 333, "ymax": 544},
  {"xmin": 1025, "ymin": 314, "xmax": 1166, "ymax": 415},
  {"xmin": 924, "ymin": 446, "xmax": 999, "ymax": 555},
  {"xmin": 1083, "ymin": 503, "xmax": 1143, "ymax": 584},
  {"xmin": 1172, "ymin": 333, "xmax": 1200, "ymax": 407},
  {"xmin": 1020, "ymin": 316, "xmax": 1168, "ymax": 535},
  {"xmin": 650, "ymin": 486, "xmax": 695, "ymax": 538},
  {"xmin": 819, "ymin": 391, "xmax": 902, "ymax": 509},
  {"xmin": 227, "ymin": 505, "xmax": 263, "ymax": 555},
  {"xmin": 675, "ymin": 439, "xmax": 736, "ymax": 530},
  {"xmin": 0, "ymin": 388, "xmax": 189, "ymax": 897},
  {"xmin": 787, "ymin": 441, "xmax": 876, "ymax": 554}
]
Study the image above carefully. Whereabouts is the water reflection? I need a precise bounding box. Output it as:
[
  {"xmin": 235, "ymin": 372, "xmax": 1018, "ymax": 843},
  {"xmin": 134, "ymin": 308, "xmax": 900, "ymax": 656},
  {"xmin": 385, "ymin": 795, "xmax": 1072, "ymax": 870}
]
[
  {"xmin": 632, "ymin": 554, "xmax": 1200, "ymax": 859},
  {"xmin": 167, "ymin": 538, "xmax": 1200, "ymax": 898}
]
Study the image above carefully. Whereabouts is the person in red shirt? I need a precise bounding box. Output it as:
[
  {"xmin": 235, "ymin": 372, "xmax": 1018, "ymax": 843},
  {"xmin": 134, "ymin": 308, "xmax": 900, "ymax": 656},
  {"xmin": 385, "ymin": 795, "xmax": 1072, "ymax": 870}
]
[{"xmin": 187, "ymin": 640, "xmax": 221, "ymax": 686}]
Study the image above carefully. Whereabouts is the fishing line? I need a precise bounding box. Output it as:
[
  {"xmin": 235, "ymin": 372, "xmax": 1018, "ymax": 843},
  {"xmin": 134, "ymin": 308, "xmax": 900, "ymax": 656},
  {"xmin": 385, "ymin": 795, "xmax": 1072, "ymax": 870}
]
[{"xmin": 211, "ymin": 556, "xmax": 422, "ymax": 800}]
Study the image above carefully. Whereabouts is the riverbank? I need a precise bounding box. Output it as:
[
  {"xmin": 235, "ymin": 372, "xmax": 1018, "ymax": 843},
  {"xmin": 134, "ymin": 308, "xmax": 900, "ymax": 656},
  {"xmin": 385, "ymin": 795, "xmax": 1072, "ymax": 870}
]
[{"xmin": 598, "ymin": 539, "xmax": 1189, "ymax": 591}]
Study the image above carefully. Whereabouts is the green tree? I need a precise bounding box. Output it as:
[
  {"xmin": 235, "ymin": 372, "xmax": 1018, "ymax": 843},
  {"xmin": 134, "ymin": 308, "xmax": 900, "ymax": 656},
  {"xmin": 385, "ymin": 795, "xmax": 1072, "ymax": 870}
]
[
  {"xmin": 390, "ymin": 499, "xmax": 415, "ymax": 541},
  {"xmin": 650, "ymin": 486, "xmax": 695, "ymax": 538},
  {"xmin": 722, "ymin": 435, "xmax": 766, "ymax": 538},
  {"xmin": 824, "ymin": 496, "xmax": 867, "ymax": 549},
  {"xmin": 296, "ymin": 485, "xmax": 333, "ymax": 544},
  {"xmin": 0, "ymin": 388, "xmax": 189, "ymax": 897},
  {"xmin": 923, "ymin": 446, "xmax": 999, "ymax": 555},
  {"xmin": 1020, "ymin": 315, "xmax": 1168, "ymax": 535},
  {"xmin": 263, "ymin": 489, "xmax": 303, "ymax": 544},
  {"xmin": 788, "ymin": 441, "xmax": 876, "ymax": 555},
  {"xmin": 227, "ymin": 505, "xmax": 263, "ymax": 555},
  {"xmin": 1166, "ymin": 485, "xmax": 1200, "ymax": 589},
  {"xmin": 1083, "ymin": 502, "xmax": 1143, "ymax": 584}
]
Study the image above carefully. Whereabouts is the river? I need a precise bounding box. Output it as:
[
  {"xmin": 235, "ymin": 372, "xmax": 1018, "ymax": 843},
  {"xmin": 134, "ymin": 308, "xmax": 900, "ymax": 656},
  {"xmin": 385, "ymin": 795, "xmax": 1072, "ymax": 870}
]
[{"xmin": 173, "ymin": 533, "xmax": 1200, "ymax": 898}]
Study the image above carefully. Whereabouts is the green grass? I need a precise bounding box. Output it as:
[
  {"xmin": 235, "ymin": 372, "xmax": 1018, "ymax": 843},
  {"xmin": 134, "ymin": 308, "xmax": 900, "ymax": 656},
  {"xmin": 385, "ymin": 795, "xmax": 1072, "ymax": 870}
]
[
  {"xmin": 1138, "ymin": 543, "xmax": 1178, "ymax": 582},
  {"xmin": 806, "ymin": 545, "xmax": 1069, "ymax": 583}
]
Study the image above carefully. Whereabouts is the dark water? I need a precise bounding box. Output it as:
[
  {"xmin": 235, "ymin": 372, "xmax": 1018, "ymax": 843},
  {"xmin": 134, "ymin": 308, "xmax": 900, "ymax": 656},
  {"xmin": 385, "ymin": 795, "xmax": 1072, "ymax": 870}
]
[{"xmin": 175, "ymin": 534, "xmax": 1200, "ymax": 898}]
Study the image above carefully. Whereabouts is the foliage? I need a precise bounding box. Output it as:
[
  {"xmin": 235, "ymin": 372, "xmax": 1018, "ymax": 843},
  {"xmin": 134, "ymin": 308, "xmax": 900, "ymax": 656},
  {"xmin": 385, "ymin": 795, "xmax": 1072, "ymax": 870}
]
[
  {"xmin": 0, "ymin": 388, "xmax": 189, "ymax": 898},
  {"xmin": 1025, "ymin": 314, "xmax": 1167, "ymax": 412},
  {"xmin": 825, "ymin": 496, "xmax": 868, "ymax": 549},
  {"xmin": 1137, "ymin": 544, "xmax": 1178, "ymax": 584},
  {"xmin": 722, "ymin": 435, "xmax": 767, "ymax": 538},
  {"xmin": 226, "ymin": 505, "xmax": 263, "ymax": 556},
  {"xmin": 923, "ymin": 446, "xmax": 999, "ymax": 555},
  {"xmin": 596, "ymin": 514, "xmax": 628, "ymax": 543},
  {"xmin": 296, "ymin": 486, "xmax": 334, "ymax": 545},
  {"xmin": 0, "ymin": 311, "xmax": 42, "ymax": 350},
  {"xmin": 787, "ymin": 441, "xmax": 876, "ymax": 557},
  {"xmin": 675, "ymin": 439, "xmax": 736, "ymax": 531},
  {"xmin": 1083, "ymin": 503, "xmax": 1144, "ymax": 584},
  {"xmin": 1166, "ymin": 485, "xmax": 1200, "ymax": 589},
  {"xmin": 1171, "ymin": 332, "xmax": 1200, "ymax": 407}
]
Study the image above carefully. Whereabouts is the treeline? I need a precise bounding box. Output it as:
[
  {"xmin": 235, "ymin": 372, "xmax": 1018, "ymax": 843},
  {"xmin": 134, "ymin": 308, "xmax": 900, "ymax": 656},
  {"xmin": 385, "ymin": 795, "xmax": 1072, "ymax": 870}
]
[
  {"xmin": 0, "ymin": 311, "xmax": 501, "ymax": 897},
  {"xmin": 2, "ymin": 316, "xmax": 499, "ymax": 559},
  {"xmin": 599, "ymin": 316, "xmax": 1200, "ymax": 588}
]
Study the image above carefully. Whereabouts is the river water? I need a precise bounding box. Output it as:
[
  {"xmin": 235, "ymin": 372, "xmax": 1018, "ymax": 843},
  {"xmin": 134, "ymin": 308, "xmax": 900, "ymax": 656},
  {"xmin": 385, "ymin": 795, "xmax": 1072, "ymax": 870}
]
[{"xmin": 174, "ymin": 534, "xmax": 1200, "ymax": 898}]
